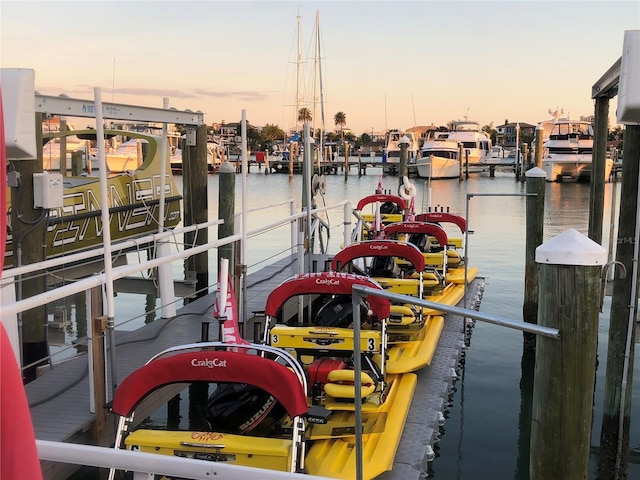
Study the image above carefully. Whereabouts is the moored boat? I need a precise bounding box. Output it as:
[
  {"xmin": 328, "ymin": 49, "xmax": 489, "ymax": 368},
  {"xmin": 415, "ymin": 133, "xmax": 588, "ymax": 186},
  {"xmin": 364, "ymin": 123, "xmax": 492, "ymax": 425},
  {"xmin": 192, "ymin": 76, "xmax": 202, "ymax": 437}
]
[
  {"xmin": 330, "ymin": 239, "xmax": 464, "ymax": 373},
  {"xmin": 382, "ymin": 130, "xmax": 420, "ymax": 175},
  {"xmin": 109, "ymin": 342, "xmax": 309, "ymax": 477},
  {"xmin": 538, "ymin": 113, "xmax": 614, "ymax": 182},
  {"xmin": 416, "ymin": 132, "xmax": 460, "ymax": 179},
  {"xmin": 262, "ymin": 271, "xmax": 417, "ymax": 479},
  {"xmin": 5, "ymin": 128, "xmax": 182, "ymax": 267}
]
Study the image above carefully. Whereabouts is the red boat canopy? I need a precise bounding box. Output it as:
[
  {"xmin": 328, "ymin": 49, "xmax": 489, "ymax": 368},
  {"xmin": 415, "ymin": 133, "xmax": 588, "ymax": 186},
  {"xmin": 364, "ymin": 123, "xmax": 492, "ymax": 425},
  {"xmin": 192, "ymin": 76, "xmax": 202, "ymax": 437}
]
[
  {"xmin": 264, "ymin": 272, "xmax": 390, "ymax": 319},
  {"xmin": 356, "ymin": 194, "xmax": 406, "ymax": 212},
  {"xmin": 415, "ymin": 212, "xmax": 466, "ymax": 234},
  {"xmin": 383, "ymin": 221, "xmax": 449, "ymax": 247},
  {"xmin": 331, "ymin": 240, "xmax": 426, "ymax": 273},
  {"xmin": 111, "ymin": 350, "xmax": 308, "ymax": 419}
]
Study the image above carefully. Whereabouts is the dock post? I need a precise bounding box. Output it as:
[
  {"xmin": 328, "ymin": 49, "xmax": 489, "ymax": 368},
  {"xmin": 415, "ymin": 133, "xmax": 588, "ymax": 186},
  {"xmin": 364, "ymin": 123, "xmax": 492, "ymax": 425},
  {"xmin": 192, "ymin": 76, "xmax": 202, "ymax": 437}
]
[
  {"xmin": 465, "ymin": 150, "xmax": 469, "ymax": 179},
  {"xmin": 289, "ymin": 142, "xmax": 294, "ymax": 179},
  {"xmin": 521, "ymin": 144, "xmax": 529, "ymax": 183},
  {"xmin": 14, "ymin": 112, "xmax": 47, "ymax": 381},
  {"xmin": 344, "ymin": 143, "xmax": 349, "ymax": 181},
  {"xmin": 218, "ymin": 160, "xmax": 236, "ymax": 272},
  {"xmin": 598, "ymin": 123, "xmax": 640, "ymax": 479},
  {"xmin": 523, "ymin": 167, "xmax": 546, "ymax": 352},
  {"xmin": 534, "ymin": 124, "xmax": 544, "ymax": 169},
  {"xmin": 458, "ymin": 143, "xmax": 464, "ymax": 181},
  {"xmin": 91, "ymin": 313, "xmax": 108, "ymax": 450},
  {"xmin": 264, "ymin": 149, "xmax": 269, "ymax": 175},
  {"xmin": 71, "ymin": 150, "xmax": 83, "ymax": 176},
  {"xmin": 589, "ymin": 97, "xmax": 610, "ymax": 244},
  {"xmin": 184, "ymin": 124, "xmax": 209, "ymax": 300},
  {"xmin": 530, "ymin": 229, "xmax": 605, "ymax": 480}
]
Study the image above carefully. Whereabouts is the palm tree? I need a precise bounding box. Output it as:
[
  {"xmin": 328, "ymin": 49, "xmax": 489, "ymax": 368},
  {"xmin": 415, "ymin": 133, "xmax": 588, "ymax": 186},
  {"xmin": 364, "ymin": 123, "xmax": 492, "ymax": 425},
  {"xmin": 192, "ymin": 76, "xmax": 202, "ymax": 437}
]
[
  {"xmin": 334, "ymin": 111, "xmax": 346, "ymax": 140},
  {"xmin": 298, "ymin": 107, "xmax": 312, "ymax": 125}
]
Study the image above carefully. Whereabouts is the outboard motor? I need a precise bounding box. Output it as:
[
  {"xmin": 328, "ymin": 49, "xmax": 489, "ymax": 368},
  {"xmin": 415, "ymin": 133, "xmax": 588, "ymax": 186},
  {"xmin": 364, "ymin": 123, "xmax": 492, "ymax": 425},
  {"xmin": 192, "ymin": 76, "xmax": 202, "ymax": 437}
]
[
  {"xmin": 313, "ymin": 296, "xmax": 371, "ymax": 328},
  {"xmin": 207, "ymin": 383, "xmax": 286, "ymax": 436}
]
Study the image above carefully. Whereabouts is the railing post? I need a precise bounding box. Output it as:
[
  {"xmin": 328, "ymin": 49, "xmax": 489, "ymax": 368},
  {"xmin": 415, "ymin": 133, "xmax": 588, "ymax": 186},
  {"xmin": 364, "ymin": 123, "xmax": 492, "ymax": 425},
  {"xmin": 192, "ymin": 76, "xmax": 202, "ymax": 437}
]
[
  {"xmin": 290, "ymin": 200, "xmax": 297, "ymax": 257},
  {"xmin": 343, "ymin": 201, "xmax": 352, "ymax": 248}
]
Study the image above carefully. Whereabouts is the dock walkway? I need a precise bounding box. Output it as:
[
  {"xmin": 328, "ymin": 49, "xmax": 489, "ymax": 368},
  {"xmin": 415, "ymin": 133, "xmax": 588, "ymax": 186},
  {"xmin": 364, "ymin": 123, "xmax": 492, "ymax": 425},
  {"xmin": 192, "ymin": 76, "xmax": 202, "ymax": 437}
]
[{"xmin": 26, "ymin": 254, "xmax": 484, "ymax": 479}]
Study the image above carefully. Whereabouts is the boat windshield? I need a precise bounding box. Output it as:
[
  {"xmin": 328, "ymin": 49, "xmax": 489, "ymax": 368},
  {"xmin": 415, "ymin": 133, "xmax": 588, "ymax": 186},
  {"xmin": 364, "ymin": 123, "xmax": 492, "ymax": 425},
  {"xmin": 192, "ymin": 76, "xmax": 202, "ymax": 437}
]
[{"xmin": 550, "ymin": 122, "xmax": 593, "ymax": 139}]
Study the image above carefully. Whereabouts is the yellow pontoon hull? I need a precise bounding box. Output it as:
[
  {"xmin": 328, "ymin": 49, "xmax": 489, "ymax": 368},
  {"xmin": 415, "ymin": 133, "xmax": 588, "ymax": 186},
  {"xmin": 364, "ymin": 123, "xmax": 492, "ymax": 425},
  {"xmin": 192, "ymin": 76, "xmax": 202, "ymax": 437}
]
[
  {"xmin": 124, "ymin": 430, "xmax": 294, "ymax": 472},
  {"xmin": 304, "ymin": 373, "xmax": 417, "ymax": 479}
]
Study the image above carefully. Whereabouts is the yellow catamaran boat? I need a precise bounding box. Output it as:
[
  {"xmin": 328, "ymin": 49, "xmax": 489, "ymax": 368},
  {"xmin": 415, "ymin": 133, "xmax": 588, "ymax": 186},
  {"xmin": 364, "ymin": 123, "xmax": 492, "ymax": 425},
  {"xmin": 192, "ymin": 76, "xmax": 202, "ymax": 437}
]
[
  {"xmin": 109, "ymin": 342, "xmax": 310, "ymax": 477},
  {"xmin": 262, "ymin": 272, "xmax": 417, "ymax": 479}
]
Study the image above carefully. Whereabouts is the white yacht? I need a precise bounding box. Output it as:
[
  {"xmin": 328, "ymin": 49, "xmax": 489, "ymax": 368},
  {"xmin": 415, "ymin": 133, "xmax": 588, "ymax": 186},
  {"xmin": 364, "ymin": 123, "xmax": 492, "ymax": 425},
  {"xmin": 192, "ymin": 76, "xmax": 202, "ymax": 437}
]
[
  {"xmin": 447, "ymin": 120, "xmax": 492, "ymax": 165},
  {"xmin": 539, "ymin": 115, "xmax": 613, "ymax": 182},
  {"xmin": 382, "ymin": 130, "xmax": 420, "ymax": 175},
  {"xmin": 416, "ymin": 132, "xmax": 460, "ymax": 179}
]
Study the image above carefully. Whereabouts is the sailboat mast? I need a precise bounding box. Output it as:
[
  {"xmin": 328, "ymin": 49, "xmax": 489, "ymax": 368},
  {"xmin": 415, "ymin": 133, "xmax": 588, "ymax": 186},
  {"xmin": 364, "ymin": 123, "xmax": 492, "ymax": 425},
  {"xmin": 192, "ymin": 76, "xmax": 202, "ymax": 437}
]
[
  {"xmin": 295, "ymin": 13, "xmax": 302, "ymax": 133},
  {"xmin": 317, "ymin": 10, "xmax": 326, "ymax": 163}
]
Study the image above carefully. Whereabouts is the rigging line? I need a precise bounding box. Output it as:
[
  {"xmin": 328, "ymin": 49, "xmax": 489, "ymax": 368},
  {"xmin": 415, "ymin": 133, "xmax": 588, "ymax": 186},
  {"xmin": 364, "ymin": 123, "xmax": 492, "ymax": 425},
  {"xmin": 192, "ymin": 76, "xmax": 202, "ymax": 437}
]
[{"xmin": 411, "ymin": 92, "xmax": 417, "ymax": 127}]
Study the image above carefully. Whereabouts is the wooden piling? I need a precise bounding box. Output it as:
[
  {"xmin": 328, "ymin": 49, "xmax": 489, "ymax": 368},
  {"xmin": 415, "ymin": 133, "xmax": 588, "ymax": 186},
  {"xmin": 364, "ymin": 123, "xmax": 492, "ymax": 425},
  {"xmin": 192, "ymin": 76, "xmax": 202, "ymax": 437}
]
[
  {"xmin": 71, "ymin": 150, "xmax": 83, "ymax": 176},
  {"xmin": 464, "ymin": 150, "xmax": 469, "ymax": 179},
  {"xmin": 289, "ymin": 142, "xmax": 294, "ymax": 179},
  {"xmin": 534, "ymin": 124, "xmax": 544, "ymax": 169},
  {"xmin": 344, "ymin": 143, "xmax": 349, "ymax": 181},
  {"xmin": 523, "ymin": 167, "xmax": 546, "ymax": 353},
  {"xmin": 521, "ymin": 144, "xmax": 529, "ymax": 183},
  {"xmin": 218, "ymin": 160, "xmax": 236, "ymax": 269},
  {"xmin": 91, "ymin": 313, "xmax": 108, "ymax": 448},
  {"xmin": 183, "ymin": 125, "xmax": 209, "ymax": 300},
  {"xmin": 59, "ymin": 117, "xmax": 67, "ymax": 177},
  {"xmin": 598, "ymin": 123, "xmax": 640, "ymax": 479},
  {"xmin": 398, "ymin": 139, "xmax": 408, "ymax": 188},
  {"xmin": 530, "ymin": 229, "xmax": 605, "ymax": 480},
  {"xmin": 14, "ymin": 113, "xmax": 47, "ymax": 382},
  {"xmin": 589, "ymin": 97, "xmax": 610, "ymax": 244},
  {"xmin": 264, "ymin": 149, "xmax": 269, "ymax": 175},
  {"xmin": 458, "ymin": 143, "xmax": 464, "ymax": 181}
]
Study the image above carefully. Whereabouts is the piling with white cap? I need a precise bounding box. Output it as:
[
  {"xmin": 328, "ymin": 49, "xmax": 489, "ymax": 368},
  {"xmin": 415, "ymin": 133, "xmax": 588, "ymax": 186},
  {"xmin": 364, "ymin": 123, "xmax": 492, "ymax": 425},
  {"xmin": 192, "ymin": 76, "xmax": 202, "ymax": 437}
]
[{"xmin": 530, "ymin": 228, "xmax": 606, "ymax": 480}]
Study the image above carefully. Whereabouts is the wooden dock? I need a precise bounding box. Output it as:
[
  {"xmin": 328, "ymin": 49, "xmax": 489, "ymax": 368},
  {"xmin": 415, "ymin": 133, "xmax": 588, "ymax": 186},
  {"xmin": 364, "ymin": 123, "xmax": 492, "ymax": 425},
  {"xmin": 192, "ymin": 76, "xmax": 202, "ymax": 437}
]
[{"xmin": 26, "ymin": 254, "xmax": 484, "ymax": 479}]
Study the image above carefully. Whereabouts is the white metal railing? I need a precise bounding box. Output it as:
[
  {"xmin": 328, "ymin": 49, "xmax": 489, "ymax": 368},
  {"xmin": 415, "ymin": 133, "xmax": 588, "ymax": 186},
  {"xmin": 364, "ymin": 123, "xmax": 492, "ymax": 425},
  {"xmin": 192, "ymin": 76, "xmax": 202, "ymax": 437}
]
[{"xmin": 37, "ymin": 440, "xmax": 330, "ymax": 480}]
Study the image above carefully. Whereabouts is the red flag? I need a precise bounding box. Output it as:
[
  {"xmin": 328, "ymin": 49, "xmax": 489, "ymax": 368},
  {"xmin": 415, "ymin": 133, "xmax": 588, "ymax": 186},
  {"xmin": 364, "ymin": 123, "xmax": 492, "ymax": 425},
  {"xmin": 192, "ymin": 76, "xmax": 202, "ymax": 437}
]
[
  {"xmin": 213, "ymin": 269, "xmax": 249, "ymax": 347},
  {"xmin": 375, "ymin": 175, "xmax": 384, "ymax": 194},
  {"xmin": 373, "ymin": 202, "xmax": 384, "ymax": 240},
  {"xmin": 406, "ymin": 195, "xmax": 416, "ymax": 222}
]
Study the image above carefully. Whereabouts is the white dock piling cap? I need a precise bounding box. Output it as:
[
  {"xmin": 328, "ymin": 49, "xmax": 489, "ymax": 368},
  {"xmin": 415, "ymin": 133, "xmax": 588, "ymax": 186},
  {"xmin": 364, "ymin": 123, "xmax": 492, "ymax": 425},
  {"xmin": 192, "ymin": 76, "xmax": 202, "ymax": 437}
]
[
  {"xmin": 525, "ymin": 167, "xmax": 546, "ymax": 178},
  {"xmin": 536, "ymin": 228, "xmax": 607, "ymax": 265}
]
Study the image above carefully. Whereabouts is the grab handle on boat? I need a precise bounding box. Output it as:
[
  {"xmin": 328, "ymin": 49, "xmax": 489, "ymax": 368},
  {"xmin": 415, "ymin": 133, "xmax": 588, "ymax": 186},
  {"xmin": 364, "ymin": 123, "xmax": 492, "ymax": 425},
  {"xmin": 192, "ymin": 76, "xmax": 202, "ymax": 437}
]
[
  {"xmin": 179, "ymin": 442, "xmax": 225, "ymax": 449},
  {"xmin": 600, "ymin": 261, "xmax": 626, "ymax": 312}
]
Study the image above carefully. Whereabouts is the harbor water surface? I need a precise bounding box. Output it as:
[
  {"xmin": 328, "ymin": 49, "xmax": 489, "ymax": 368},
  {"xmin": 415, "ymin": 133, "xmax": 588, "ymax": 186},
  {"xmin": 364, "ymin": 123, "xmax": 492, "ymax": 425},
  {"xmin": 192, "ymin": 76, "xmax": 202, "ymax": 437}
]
[{"xmin": 102, "ymin": 167, "xmax": 639, "ymax": 479}]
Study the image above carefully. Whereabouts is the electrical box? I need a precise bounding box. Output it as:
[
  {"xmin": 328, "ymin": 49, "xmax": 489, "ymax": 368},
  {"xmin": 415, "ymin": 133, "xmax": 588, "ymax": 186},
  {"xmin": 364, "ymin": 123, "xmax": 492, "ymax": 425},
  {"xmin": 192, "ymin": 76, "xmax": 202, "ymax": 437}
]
[
  {"xmin": 617, "ymin": 30, "xmax": 640, "ymax": 125},
  {"xmin": 1, "ymin": 68, "xmax": 37, "ymax": 159},
  {"xmin": 33, "ymin": 172, "xmax": 64, "ymax": 209}
]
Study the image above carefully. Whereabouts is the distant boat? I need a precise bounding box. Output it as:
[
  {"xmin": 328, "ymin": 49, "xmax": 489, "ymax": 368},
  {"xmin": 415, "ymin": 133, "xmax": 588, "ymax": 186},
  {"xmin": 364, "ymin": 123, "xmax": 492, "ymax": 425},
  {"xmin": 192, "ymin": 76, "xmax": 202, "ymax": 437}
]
[
  {"xmin": 539, "ymin": 113, "xmax": 614, "ymax": 182},
  {"xmin": 446, "ymin": 119, "xmax": 492, "ymax": 165},
  {"xmin": 169, "ymin": 140, "xmax": 224, "ymax": 174},
  {"xmin": 416, "ymin": 132, "xmax": 460, "ymax": 179},
  {"xmin": 382, "ymin": 130, "xmax": 420, "ymax": 175}
]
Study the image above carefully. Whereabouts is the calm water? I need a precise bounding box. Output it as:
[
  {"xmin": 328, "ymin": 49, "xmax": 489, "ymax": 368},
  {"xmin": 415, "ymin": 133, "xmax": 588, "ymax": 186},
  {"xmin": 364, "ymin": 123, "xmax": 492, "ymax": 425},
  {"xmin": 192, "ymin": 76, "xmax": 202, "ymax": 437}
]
[{"xmin": 85, "ymin": 166, "xmax": 640, "ymax": 478}]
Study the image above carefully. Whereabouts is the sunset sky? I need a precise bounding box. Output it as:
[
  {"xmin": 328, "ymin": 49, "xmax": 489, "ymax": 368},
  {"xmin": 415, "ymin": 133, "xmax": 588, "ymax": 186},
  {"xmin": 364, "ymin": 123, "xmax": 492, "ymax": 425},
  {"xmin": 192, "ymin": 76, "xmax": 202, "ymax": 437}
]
[{"xmin": 2, "ymin": 1, "xmax": 638, "ymax": 134}]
